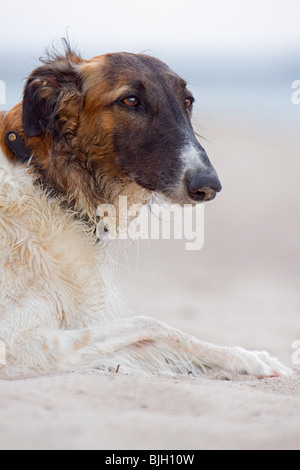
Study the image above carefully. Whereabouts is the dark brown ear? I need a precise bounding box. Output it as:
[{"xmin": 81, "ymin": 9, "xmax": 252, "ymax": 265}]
[{"xmin": 22, "ymin": 55, "xmax": 83, "ymax": 138}]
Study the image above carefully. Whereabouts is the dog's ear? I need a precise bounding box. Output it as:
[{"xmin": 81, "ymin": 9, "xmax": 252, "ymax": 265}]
[
  {"xmin": 22, "ymin": 56, "xmax": 83, "ymax": 138},
  {"xmin": 22, "ymin": 74, "xmax": 53, "ymax": 137}
]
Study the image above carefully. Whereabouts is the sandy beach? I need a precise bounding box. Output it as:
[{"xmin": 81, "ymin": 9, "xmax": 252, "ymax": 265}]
[{"xmin": 0, "ymin": 115, "xmax": 299, "ymax": 450}]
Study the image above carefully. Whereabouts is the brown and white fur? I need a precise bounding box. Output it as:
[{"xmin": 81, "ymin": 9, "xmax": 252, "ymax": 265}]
[{"xmin": 0, "ymin": 43, "xmax": 292, "ymax": 379}]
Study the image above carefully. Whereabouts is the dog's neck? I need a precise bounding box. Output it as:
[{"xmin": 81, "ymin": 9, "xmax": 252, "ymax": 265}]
[{"xmin": 0, "ymin": 105, "xmax": 152, "ymax": 233}]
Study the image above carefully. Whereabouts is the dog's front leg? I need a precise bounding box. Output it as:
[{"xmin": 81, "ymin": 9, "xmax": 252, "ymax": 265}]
[
  {"xmin": 1, "ymin": 316, "xmax": 292, "ymax": 378},
  {"xmin": 100, "ymin": 316, "xmax": 292, "ymax": 379}
]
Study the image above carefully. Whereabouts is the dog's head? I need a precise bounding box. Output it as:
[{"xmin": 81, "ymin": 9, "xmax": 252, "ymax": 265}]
[{"xmin": 22, "ymin": 46, "xmax": 221, "ymax": 208}]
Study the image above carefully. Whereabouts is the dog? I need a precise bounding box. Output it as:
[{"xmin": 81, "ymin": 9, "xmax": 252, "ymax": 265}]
[{"xmin": 0, "ymin": 42, "xmax": 292, "ymax": 378}]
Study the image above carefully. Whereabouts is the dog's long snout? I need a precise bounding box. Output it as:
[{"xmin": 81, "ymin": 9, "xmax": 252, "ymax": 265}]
[{"xmin": 187, "ymin": 171, "xmax": 222, "ymax": 202}]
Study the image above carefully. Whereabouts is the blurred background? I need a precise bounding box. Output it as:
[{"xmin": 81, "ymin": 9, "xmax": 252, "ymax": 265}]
[
  {"xmin": 0, "ymin": 0, "xmax": 299, "ymax": 363},
  {"xmin": 1, "ymin": 0, "xmax": 300, "ymax": 129}
]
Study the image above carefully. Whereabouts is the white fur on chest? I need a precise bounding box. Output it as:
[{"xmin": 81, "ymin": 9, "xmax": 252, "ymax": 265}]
[{"xmin": 0, "ymin": 150, "xmax": 108, "ymax": 334}]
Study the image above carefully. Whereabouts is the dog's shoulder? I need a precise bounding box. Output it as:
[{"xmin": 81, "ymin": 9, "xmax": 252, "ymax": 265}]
[
  {"xmin": 0, "ymin": 146, "xmax": 106, "ymax": 325},
  {"xmin": 0, "ymin": 146, "xmax": 31, "ymax": 195},
  {"xmin": 0, "ymin": 146, "xmax": 91, "ymax": 243},
  {"xmin": 0, "ymin": 146, "xmax": 64, "ymax": 240}
]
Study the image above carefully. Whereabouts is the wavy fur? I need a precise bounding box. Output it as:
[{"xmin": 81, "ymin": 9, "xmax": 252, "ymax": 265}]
[{"xmin": 0, "ymin": 46, "xmax": 292, "ymax": 379}]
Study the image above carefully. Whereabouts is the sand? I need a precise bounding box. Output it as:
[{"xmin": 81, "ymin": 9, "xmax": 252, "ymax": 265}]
[{"xmin": 0, "ymin": 115, "xmax": 299, "ymax": 450}]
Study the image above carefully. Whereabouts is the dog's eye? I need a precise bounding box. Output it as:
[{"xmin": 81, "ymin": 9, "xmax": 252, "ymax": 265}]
[
  {"xmin": 185, "ymin": 97, "xmax": 194, "ymax": 109},
  {"xmin": 121, "ymin": 96, "xmax": 139, "ymax": 107}
]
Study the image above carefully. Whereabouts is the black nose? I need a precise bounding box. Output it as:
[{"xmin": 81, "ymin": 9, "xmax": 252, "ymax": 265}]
[{"xmin": 187, "ymin": 173, "xmax": 222, "ymax": 202}]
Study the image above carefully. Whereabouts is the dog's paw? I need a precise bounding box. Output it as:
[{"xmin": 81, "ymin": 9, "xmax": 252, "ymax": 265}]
[{"xmin": 229, "ymin": 347, "xmax": 293, "ymax": 379}]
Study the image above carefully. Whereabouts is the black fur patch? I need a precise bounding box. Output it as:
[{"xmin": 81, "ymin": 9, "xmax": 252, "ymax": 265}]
[{"xmin": 103, "ymin": 53, "xmax": 197, "ymax": 192}]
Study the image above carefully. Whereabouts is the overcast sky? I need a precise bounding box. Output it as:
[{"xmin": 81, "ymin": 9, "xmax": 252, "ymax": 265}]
[
  {"xmin": 0, "ymin": 0, "xmax": 299, "ymax": 58},
  {"xmin": 1, "ymin": 0, "xmax": 299, "ymax": 127}
]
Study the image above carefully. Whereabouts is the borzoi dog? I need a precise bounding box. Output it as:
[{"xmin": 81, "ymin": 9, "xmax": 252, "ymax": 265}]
[{"xmin": 0, "ymin": 43, "xmax": 291, "ymax": 378}]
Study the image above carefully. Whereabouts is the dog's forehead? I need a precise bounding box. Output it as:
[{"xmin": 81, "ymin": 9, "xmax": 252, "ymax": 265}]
[{"xmin": 84, "ymin": 52, "xmax": 186, "ymax": 90}]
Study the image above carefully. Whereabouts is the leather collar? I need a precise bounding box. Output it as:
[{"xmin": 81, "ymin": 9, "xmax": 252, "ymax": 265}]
[{"xmin": 5, "ymin": 130, "xmax": 32, "ymax": 163}]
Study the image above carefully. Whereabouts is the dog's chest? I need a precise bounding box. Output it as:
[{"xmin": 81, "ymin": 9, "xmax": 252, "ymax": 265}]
[{"xmin": 0, "ymin": 150, "xmax": 106, "ymax": 328}]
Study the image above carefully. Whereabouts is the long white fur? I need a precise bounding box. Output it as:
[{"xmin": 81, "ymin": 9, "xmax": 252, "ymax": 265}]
[{"xmin": 0, "ymin": 149, "xmax": 292, "ymax": 379}]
